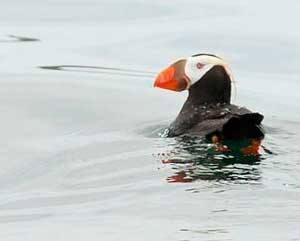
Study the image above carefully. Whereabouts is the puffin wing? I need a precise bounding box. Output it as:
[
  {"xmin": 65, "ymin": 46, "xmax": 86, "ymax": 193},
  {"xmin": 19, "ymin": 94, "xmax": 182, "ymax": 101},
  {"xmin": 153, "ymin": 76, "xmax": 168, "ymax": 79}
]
[
  {"xmin": 171, "ymin": 105, "xmax": 264, "ymax": 140},
  {"xmin": 221, "ymin": 112, "xmax": 264, "ymax": 139}
]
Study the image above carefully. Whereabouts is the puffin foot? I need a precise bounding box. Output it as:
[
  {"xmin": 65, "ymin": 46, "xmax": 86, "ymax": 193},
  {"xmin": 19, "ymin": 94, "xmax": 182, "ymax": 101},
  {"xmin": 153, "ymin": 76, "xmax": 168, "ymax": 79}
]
[{"xmin": 211, "ymin": 135, "xmax": 262, "ymax": 155}]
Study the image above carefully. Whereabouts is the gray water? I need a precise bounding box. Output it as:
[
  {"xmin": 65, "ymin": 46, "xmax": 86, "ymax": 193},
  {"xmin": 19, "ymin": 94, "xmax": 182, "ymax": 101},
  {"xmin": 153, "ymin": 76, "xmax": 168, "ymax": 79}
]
[{"xmin": 1, "ymin": 0, "xmax": 300, "ymax": 240}]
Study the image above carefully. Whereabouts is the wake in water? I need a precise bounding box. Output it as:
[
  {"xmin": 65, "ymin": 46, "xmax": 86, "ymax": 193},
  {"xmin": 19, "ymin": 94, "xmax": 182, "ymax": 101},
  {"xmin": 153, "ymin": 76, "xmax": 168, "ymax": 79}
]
[
  {"xmin": 0, "ymin": 35, "xmax": 40, "ymax": 43},
  {"xmin": 39, "ymin": 65, "xmax": 155, "ymax": 78}
]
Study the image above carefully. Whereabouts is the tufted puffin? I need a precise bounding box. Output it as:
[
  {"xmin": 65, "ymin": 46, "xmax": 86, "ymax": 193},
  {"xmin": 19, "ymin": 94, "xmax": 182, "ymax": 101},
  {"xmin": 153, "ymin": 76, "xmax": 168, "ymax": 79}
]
[{"xmin": 154, "ymin": 54, "xmax": 264, "ymax": 151}]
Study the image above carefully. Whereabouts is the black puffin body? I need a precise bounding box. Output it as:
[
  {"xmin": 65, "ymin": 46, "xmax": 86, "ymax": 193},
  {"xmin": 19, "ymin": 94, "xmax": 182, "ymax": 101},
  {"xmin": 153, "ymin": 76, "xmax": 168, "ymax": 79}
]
[{"xmin": 154, "ymin": 54, "xmax": 264, "ymax": 141}]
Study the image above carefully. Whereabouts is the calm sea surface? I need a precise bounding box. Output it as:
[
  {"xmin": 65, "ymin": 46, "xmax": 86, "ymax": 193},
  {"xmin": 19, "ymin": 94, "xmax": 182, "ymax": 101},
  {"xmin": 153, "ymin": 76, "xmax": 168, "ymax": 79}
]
[{"xmin": 1, "ymin": 0, "xmax": 300, "ymax": 240}]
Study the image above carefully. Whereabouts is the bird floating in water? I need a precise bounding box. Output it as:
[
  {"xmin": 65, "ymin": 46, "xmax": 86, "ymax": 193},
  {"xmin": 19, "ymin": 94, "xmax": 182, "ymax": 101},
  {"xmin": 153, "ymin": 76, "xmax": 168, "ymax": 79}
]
[{"xmin": 154, "ymin": 53, "xmax": 264, "ymax": 154}]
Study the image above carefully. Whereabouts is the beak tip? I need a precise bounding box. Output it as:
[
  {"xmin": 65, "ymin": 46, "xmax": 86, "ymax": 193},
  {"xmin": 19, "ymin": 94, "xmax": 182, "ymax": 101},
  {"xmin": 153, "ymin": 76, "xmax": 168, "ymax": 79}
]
[
  {"xmin": 153, "ymin": 66, "xmax": 177, "ymax": 91},
  {"xmin": 153, "ymin": 76, "xmax": 161, "ymax": 88}
]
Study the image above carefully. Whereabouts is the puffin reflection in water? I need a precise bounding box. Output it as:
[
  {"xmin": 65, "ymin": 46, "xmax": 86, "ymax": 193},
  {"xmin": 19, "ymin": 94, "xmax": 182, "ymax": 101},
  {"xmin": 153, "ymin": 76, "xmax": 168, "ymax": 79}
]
[{"xmin": 154, "ymin": 54, "xmax": 264, "ymax": 155}]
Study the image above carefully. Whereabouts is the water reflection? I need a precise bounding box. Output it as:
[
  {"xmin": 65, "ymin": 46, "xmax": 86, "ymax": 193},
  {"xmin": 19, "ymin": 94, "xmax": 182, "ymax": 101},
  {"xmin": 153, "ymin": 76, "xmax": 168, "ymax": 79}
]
[{"xmin": 157, "ymin": 136, "xmax": 266, "ymax": 183}]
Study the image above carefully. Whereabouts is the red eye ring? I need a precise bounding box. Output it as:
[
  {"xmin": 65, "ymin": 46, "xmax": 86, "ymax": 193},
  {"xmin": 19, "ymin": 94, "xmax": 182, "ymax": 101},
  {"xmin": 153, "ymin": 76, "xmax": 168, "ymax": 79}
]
[{"xmin": 196, "ymin": 62, "xmax": 205, "ymax": 69}]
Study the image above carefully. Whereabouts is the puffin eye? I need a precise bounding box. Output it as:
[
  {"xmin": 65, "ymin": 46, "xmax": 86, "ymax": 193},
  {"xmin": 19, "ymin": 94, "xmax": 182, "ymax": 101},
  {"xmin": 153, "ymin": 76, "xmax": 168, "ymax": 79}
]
[{"xmin": 196, "ymin": 62, "xmax": 205, "ymax": 69}]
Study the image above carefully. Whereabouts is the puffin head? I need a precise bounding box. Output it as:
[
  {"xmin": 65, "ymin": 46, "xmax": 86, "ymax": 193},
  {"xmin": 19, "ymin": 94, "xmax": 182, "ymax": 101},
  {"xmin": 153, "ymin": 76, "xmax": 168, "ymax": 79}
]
[{"xmin": 154, "ymin": 54, "xmax": 234, "ymax": 104}]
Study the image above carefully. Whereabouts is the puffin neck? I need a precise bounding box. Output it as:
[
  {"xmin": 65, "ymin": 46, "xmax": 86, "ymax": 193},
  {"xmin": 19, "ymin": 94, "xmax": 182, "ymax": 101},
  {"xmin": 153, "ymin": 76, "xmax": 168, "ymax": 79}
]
[
  {"xmin": 168, "ymin": 66, "xmax": 233, "ymax": 137},
  {"xmin": 185, "ymin": 65, "xmax": 231, "ymax": 106}
]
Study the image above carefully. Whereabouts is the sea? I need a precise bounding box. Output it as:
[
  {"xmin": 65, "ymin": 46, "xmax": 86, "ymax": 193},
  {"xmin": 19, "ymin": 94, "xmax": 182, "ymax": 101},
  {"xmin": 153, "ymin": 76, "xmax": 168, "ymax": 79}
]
[{"xmin": 1, "ymin": 0, "xmax": 300, "ymax": 240}]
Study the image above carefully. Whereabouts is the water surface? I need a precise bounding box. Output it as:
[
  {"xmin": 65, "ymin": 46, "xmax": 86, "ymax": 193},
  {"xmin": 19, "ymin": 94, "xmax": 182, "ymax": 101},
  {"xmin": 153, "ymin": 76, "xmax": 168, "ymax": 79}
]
[{"xmin": 1, "ymin": 1, "xmax": 300, "ymax": 240}]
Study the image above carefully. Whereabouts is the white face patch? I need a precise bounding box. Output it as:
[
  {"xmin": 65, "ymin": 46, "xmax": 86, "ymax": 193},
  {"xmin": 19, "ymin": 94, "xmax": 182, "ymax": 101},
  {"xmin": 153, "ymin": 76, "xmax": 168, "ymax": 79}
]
[{"xmin": 184, "ymin": 55, "xmax": 234, "ymax": 87}]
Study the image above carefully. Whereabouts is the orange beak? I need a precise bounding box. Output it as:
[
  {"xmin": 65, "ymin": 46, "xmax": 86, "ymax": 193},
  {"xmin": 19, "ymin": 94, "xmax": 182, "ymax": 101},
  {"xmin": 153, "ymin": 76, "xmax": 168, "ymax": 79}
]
[{"xmin": 154, "ymin": 64, "xmax": 188, "ymax": 92}]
